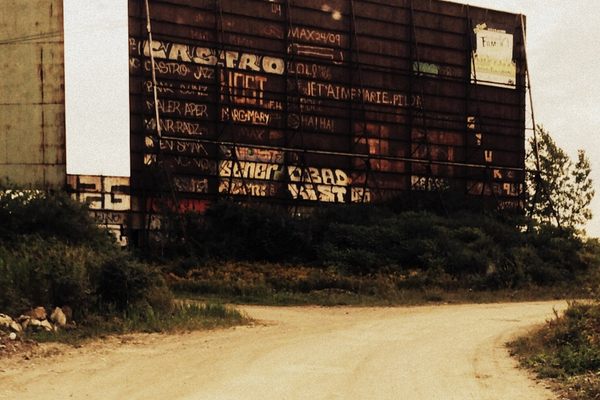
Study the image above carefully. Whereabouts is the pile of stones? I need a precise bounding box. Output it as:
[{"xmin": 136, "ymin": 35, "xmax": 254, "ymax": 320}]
[{"xmin": 0, "ymin": 306, "xmax": 74, "ymax": 340}]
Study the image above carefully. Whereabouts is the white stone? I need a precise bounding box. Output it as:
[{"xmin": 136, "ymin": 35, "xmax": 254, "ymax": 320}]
[
  {"xmin": 50, "ymin": 307, "xmax": 67, "ymax": 327},
  {"xmin": 18, "ymin": 315, "xmax": 31, "ymax": 331},
  {"xmin": 0, "ymin": 313, "xmax": 14, "ymax": 329},
  {"xmin": 9, "ymin": 321, "xmax": 22, "ymax": 333},
  {"xmin": 40, "ymin": 320, "xmax": 54, "ymax": 332},
  {"xmin": 28, "ymin": 319, "xmax": 42, "ymax": 328}
]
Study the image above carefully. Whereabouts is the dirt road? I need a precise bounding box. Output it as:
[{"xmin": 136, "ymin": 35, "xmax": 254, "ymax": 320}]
[{"xmin": 0, "ymin": 302, "xmax": 563, "ymax": 400}]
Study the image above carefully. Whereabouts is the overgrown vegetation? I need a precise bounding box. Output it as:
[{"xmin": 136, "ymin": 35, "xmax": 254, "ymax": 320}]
[
  {"xmin": 154, "ymin": 126, "xmax": 599, "ymax": 301},
  {"xmin": 155, "ymin": 201, "xmax": 598, "ymax": 299},
  {"xmin": 169, "ymin": 262, "xmax": 582, "ymax": 306},
  {"xmin": 0, "ymin": 189, "xmax": 113, "ymax": 246},
  {"xmin": 0, "ymin": 188, "xmax": 245, "ymax": 342},
  {"xmin": 31, "ymin": 302, "xmax": 246, "ymax": 344},
  {"xmin": 506, "ymin": 126, "xmax": 599, "ymax": 400},
  {"xmin": 509, "ymin": 302, "xmax": 600, "ymax": 400},
  {"xmin": 527, "ymin": 125, "xmax": 595, "ymax": 232}
]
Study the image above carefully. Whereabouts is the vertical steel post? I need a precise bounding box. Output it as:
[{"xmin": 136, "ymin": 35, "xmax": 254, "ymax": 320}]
[{"xmin": 144, "ymin": 0, "xmax": 162, "ymax": 139}]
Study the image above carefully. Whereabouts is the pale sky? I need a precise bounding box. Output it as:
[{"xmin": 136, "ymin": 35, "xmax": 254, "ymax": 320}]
[
  {"xmin": 64, "ymin": 0, "xmax": 129, "ymax": 178},
  {"xmin": 63, "ymin": 0, "xmax": 600, "ymax": 237}
]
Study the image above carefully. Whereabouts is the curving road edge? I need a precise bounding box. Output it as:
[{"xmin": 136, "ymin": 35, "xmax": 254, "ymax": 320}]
[{"xmin": 0, "ymin": 301, "xmax": 564, "ymax": 400}]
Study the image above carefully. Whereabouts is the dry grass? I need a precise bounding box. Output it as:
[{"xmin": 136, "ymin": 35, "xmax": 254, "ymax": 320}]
[
  {"xmin": 27, "ymin": 302, "xmax": 248, "ymax": 345},
  {"xmin": 168, "ymin": 262, "xmax": 583, "ymax": 306},
  {"xmin": 509, "ymin": 302, "xmax": 600, "ymax": 400}
]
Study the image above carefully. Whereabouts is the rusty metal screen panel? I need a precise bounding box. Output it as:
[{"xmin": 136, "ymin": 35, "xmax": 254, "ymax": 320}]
[{"xmin": 128, "ymin": 0, "xmax": 526, "ymax": 212}]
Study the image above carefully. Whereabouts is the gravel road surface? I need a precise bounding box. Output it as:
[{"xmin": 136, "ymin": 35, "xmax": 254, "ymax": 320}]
[{"xmin": 0, "ymin": 301, "xmax": 564, "ymax": 399}]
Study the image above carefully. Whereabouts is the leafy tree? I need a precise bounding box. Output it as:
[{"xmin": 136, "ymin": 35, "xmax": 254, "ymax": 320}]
[{"xmin": 527, "ymin": 126, "xmax": 594, "ymax": 232}]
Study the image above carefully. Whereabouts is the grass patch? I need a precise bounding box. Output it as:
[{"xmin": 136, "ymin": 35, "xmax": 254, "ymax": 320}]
[
  {"xmin": 509, "ymin": 302, "xmax": 600, "ymax": 400},
  {"xmin": 168, "ymin": 262, "xmax": 582, "ymax": 307},
  {"xmin": 177, "ymin": 288, "xmax": 575, "ymax": 307},
  {"xmin": 28, "ymin": 302, "xmax": 247, "ymax": 345}
]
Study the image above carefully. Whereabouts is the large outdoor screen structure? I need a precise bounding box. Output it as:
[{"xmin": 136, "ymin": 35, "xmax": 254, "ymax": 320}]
[{"xmin": 128, "ymin": 0, "xmax": 526, "ymax": 214}]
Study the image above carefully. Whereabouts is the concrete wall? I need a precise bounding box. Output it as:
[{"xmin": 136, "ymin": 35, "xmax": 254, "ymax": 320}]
[{"xmin": 0, "ymin": 0, "xmax": 66, "ymax": 188}]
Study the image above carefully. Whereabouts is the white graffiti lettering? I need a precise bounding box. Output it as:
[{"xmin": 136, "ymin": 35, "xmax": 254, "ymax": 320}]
[
  {"xmin": 160, "ymin": 139, "xmax": 208, "ymax": 156},
  {"xmin": 287, "ymin": 61, "xmax": 332, "ymax": 80},
  {"xmin": 223, "ymin": 71, "xmax": 268, "ymax": 106},
  {"xmin": 144, "ymin": 118, "xmax": 207, "ymax": 136},
  {"xmin": 287, "ymin": 166, "xmax": 348, "ymax": 186},
  {"xmin": 231, "ymin": 146, "xmax": 284, "ymax": 163},
  {"xmin": 219, "ymin": 160, "xmax": 283, "ymax": 181},
  {"xmin": 138, "ymin": 39, "xmax": 285, "ymax": 75},
  {"xmin": 173, "ymin": 176, "xmax": 209, "ymax": 193},
  {"xmin": 289, "ymin": 44, "xmax": 344, "ymax": 64},
  {"xmin": 289, "ymin": 27, "xmax": 342, "ymax": 46},
  {"xmin": 173, "ymin": 156, "xmax": 218, "ymax": 174},
  {"xmin": 221, "ymin": 107, "xmax": 271, "ymax": 125},
  {"xmin": 351, "ymin": 187, "xmax": 371, "ymax": 203},
  {"xmin": 287, "ymin": 183, "xmax": 346, "ymax": 203},
  {"xmin": 411, "ymin": 176, "xmax": 449, "ymax": 191},
  {"xmin": 146, "ymin": 99, "xmax": 208, "ymax": 118},
  {"xmin": 303, "ymin": 81, "xmax": 421, "ymax": 108},
  {"xmin": 219, "ymin": 179, "xmax": 278, "ymax": 197}
]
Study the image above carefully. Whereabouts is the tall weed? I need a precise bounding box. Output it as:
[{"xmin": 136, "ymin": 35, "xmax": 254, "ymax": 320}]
[{"xmin": 161, "ymin": 201, "xmax": 598, "ymax": 290}]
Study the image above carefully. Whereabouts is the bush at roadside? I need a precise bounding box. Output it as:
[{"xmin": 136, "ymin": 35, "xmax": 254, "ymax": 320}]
[
  {"xmin": 0, "ymin": 189, "xmax": 174, "ymax": 323},
  {"xmin": 160, "ymin": 201, "xmax": 596, "ymax": 291},
  {"xmin": 509, "ymin": 302, "xmax": 600, "ymax": 400},
  {"xmin": 0, "ymin": 236, "xmax": 170, "ymax": 319},
  {"xmin": 0, "ymin": 189, "xmax": 113, "ymax": 247}
]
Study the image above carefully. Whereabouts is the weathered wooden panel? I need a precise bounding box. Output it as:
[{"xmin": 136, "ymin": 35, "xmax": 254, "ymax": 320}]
[{"xmin": 0, "ymin": 0, "xmax": 66, "ymax": 188}]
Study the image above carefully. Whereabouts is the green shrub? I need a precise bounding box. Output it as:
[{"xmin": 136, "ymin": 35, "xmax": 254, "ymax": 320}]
[
  {"xmin": 0, "ymin": 188, "xmax": 174, "ymax": 320},
  {"xmin": 95, "ymin": 255, "xmax": 166, "ymax": 312},
  {"xmin": 157, "ymin": 201, "xmax": 596, "ymax": 290},
  {"xmin": 175, "ymin": 201, "xmax": 314, "ymax": 263},
  {"xmin": 0, "ymin": 240, "xmax": 177, "ymax": 320},
  {"xmin": 0, "ymin": 237, "xmax": 98, "ymax": 316},
  {"xmin": 486, "ymin": 247, "xmax": 533, "ymax": 289},
  {"xmin": 144, "ymin": 285, "xmax": 175, "ymax": 314},
  {"xmin": 524, "ymin": 225, "xmax": 587, "ymax": 285},
  {"xmin": 510, "ymin": 302, "xmax": 600, "ymax": 400},
  {"xmin": 0, "ymin": 189, "xmax": 114, "ymax": 248},
  {"xmin": 0, "ymin": 257, "xmax": 29, "ymax": 315}
]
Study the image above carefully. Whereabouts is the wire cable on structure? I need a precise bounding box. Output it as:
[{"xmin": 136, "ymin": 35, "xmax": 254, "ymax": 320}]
[
  {"xmin": 0, "ymin": 31, "xmax": 63, "ymax": 45},
  {"xmin": 0, "ymin": 20, "xmax": 125, "ymax": 46},
  {"xmin": 520, "ymin": 13, "xmax": 561, "ymax": 228}
]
